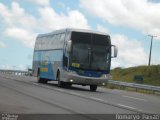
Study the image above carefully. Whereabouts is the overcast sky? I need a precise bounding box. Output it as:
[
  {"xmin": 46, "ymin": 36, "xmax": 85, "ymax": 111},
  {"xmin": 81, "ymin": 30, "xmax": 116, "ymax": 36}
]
[{"xmin": 0, "ymin": 0, "xmax": 160, "ymax": 70}]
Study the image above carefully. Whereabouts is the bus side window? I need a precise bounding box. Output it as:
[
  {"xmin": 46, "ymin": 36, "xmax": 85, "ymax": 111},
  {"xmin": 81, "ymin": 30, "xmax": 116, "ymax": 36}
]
[
  {"xmin": 64, "ymin": 32, "xmax": 70, "ymax": 53},
  {"xmin": 59, "ymin": 33, "xmax": 65, "ymax": 48}
]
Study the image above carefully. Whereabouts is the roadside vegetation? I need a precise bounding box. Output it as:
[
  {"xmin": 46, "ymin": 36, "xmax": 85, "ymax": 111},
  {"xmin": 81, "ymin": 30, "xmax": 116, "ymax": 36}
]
[{"xmin": 110, "ymin": 65, "xmax": 160, "ymax": 86}]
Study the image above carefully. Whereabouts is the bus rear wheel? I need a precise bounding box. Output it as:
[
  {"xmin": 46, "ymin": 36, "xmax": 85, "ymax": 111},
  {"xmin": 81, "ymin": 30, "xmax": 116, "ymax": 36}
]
[
  {"xmin": 90, "ymin": 85, "xmax": 97, "ymax": 92},
  {"xmin": 37, "ymin": 73, "xmax": 48, "ymax": 84},
  {"xmin": 37, "ymin": 75, "xmax": 43, "ymax": 83}
]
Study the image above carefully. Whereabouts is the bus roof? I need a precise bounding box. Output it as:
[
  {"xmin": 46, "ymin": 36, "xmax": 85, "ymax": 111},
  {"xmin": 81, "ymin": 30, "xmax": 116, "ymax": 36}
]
[{"xmin": 37, "ymin": 28, "xmax": 109, "ymax": 38}]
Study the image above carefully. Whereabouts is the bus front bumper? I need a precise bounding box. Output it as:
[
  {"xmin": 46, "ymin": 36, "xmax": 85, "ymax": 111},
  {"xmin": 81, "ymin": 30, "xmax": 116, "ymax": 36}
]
[{"xmin": 61, "ymin": 70, "xmax": 111, "ymax": 86}]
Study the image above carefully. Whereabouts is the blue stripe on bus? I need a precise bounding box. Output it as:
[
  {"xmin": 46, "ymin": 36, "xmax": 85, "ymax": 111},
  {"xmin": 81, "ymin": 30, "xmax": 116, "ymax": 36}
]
[{"xmin": 69, "ymin": 67, "xmax": 107, "ymax": 77}]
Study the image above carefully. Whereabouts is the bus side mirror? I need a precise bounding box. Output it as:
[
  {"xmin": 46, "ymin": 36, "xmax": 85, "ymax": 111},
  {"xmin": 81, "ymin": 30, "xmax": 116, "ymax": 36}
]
[
  {"xmin": 111, "ymin": 45, "xmax": 118, "ymax": 58},
  {"xmin": 66, "ymin": 40, "xmax": 72, "ymax": 53}
]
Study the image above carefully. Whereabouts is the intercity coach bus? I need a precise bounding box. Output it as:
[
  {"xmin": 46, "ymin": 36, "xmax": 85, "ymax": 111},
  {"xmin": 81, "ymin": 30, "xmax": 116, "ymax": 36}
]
[{"xmin": 32, "ymin": 28, "xmax": 118, "ymax": 91}]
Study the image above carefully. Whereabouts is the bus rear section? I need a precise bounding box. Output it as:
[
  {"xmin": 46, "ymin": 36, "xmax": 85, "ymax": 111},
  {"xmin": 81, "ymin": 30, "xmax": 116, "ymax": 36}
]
[{"xmin": 32, "ymin": 31, "xmax": 65, "ymax": 84}]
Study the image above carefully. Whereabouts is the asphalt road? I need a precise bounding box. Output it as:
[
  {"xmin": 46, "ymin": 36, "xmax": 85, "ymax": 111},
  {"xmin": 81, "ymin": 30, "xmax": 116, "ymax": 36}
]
[{"xmin": 0, "ymin": 74, "xmax": 160, "ymax": 119}]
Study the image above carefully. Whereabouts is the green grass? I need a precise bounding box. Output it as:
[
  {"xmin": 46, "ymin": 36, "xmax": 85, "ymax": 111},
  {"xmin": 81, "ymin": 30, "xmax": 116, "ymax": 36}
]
[{"xmin": 110, "ymin": 65, "xmax": 160, "ymax": 86}]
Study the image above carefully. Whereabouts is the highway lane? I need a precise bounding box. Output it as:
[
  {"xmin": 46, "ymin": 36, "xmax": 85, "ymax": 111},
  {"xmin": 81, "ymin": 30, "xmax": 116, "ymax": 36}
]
[
  {"xmin": 0, "ymin": 75, "xmax": 135, "ymax": 114},
  {"xmin": 0, "ymin": 74, "xmax": 160, "ymax": 114},
  {"xmin": 7, "ymin": 74, "xmax": 160, "ymax": 113}
]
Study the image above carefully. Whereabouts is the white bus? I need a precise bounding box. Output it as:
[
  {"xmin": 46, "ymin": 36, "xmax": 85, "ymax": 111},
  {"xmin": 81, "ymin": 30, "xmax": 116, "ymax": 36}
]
[{"xmin": 32, "ymin": 28, "xmax": 118, "ymax": 91}]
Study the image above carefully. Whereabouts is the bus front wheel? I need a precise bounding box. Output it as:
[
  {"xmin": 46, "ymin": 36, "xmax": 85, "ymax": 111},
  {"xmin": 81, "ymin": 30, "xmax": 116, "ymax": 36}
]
[{"xmin": 90, "ymin": 85, "xmax": 97, "ymax": 92}]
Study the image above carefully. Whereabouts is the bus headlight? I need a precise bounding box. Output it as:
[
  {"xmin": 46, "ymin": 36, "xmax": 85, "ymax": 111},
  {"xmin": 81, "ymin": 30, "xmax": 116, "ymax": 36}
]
[
  {"xmin": 101, "ymin": 74, "xmax": 112, "ymax": 79},
  {"xmin": 101, "ymin": 74, "xmax": 107, "ymax": 78},
  {"xmin": 102, "ymin": 83, "xmax": 106, "ymax": 86},
  {"xmin": 70, "ymin": 79, "xmax": 74, "ymax": 82}
]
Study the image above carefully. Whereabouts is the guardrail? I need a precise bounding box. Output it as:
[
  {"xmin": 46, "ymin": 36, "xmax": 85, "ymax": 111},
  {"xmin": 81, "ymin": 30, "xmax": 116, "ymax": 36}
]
[
  {"xmin": 0, "ymin": 69, "xmax": 160, "ymax": 93},
  {"xmin": 108, "ymin": 80, "xmax": 160, "ymax": 93},
  {"xmin": 0, "ymin": 69, "xmax": 31, "ymax": 76}
]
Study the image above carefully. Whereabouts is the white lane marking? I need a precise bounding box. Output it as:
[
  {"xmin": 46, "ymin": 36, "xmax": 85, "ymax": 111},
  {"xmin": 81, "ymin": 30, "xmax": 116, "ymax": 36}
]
[
  {"xmin": 117, "ymin": 104, "xmax": 137, "ymax": 110},
  {"xmin": 69, "ymin": 92, "xmax": 82, "ymax": 96},
  {"xmin": 90, "ymin": 97, "xmax": 107, "ymax": 102},
  {"xmin": 55, "ymin": 88, "xmax": 65, "ymax": 92},
  {"xmin": 122, "ymin": 95, "xmax": 148, "ymax": 102},
  {"xmin": 44, "ymin": 86, "xmax": 50, "ymax": 88},
  {"xmin": 118, "ymin": 103, "xmax": 143, "ymax": 112},
  {"xmin": 33, "ymin": 83, "xmax": 39, "ymax": 86}
]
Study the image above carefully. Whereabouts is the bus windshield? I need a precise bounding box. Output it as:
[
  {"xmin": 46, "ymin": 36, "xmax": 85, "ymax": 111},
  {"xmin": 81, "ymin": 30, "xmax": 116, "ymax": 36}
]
[{"xmin": 70, "ymin": 32, "xmax": 111, "ymax": 71}]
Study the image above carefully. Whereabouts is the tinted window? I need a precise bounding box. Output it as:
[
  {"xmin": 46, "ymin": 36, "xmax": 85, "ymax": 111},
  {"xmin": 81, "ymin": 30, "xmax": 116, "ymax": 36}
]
[{"xmin": 70, "ymin": 31, "xmax": 111, "ymax": 71}]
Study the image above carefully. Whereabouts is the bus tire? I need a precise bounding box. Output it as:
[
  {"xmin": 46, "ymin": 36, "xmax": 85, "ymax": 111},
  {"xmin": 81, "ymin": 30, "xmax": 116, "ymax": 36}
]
[
  {"xmin": 65, "ymin": 83, "xmax": 72, "ymax": 88},
  {"xmin": 57, "ymin": 71, "xmax": 63, "ymax": 87},
  {"xmin": 38, "ymin": 77, "xmax": 48, "ymax": 84},
  {"xmin": 37, "ymin": 69, "xmax": 48, "ymax": 84},
  {"xmin": 37, "ymin": 75, "xmax": 43, "ymax": 83},
  {"xmin": 42, "ymin": 79, "xmax": 48, "ymax": 84},
  {"xmin": 90, "ymin": 85, "xmax": 97, "ymax": 92}
]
